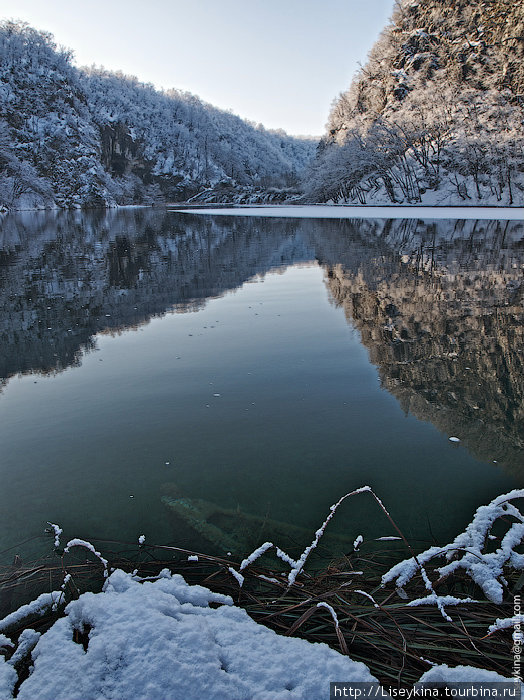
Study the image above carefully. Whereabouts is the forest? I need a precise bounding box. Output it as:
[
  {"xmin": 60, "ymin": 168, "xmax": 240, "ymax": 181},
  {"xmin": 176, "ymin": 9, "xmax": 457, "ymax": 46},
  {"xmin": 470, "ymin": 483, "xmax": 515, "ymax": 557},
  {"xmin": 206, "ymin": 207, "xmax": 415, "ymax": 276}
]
[
  {"xmin": 1, "ymin": 0, "xmax": 523, "ymax": 210},
  {"xmin": 306, "ymin": 0, "xmax": 524, "ymax": 205},
  {"xmin": 0, "ymin": 21, "xmax": 314, "ymax": 209}
]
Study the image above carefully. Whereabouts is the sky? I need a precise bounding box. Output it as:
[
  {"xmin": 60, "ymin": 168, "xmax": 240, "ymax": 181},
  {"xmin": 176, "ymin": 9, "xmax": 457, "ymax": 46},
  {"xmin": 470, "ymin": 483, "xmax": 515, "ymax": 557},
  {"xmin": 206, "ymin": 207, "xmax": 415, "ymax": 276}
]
[{"xmin": 0, "ymin": 0, "xmax": 395, "ymax": 136}]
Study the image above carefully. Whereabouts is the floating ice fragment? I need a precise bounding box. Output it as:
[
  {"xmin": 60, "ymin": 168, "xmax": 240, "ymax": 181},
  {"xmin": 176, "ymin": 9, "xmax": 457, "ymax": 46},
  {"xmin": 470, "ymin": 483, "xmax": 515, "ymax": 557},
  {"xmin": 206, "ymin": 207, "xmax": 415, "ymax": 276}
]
[
  {"xmin": 187, "ymin": 555, "xmax": 198, "ymax": 562},
  {"xmin": 396, "ymin": 587, "xmax": 409, "ymax": 600},
  {"xmin": 213, "ymin": 393, "xmax": 221, "ymax": 397},
  {"xmin": 138, "ymin": 535, "xmax": 145, "ymax": 545},
  {"xmin": 353, "ymin": 535, "xmax": 364, "ymax": 551},
  {"xmin": 449, "ymin": 436, "xmax": 460, "ymax": 442}
]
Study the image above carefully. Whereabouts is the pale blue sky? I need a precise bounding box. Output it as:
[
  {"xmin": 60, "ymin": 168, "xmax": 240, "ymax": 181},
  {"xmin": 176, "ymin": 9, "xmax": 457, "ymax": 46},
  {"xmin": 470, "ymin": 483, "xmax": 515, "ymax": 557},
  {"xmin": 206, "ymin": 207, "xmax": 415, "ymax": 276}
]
[{"xmin": 1, "ymin": 0, "xmax": 395, "ymax": 135}]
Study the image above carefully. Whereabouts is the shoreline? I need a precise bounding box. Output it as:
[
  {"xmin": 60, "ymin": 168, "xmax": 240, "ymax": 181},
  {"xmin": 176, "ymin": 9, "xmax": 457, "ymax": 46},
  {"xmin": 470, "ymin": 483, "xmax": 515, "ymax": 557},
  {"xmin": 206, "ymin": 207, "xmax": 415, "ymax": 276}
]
[
  {"xmin": 172, "ymin": 203, "xmax": 524, "ymax": 221},
  {"xmin": 3, "ymin": 201, "xmax": 522, "ymax": 220}
]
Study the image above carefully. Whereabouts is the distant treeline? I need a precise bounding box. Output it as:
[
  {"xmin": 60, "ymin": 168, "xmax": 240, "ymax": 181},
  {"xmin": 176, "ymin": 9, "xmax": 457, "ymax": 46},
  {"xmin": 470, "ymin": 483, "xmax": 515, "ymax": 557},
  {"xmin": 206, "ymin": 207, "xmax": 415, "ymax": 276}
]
[{"xmin": 0, "ymin": 21, "xmax": 315, "ymax": 210}]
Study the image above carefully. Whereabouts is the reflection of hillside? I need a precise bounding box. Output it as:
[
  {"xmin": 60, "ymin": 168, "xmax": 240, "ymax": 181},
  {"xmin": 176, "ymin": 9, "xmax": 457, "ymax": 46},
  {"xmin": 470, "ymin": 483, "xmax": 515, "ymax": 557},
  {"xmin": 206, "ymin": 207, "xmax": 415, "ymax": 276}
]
[
  {"xmin": 0, "ymin": 209, "xmax": 313, "ymax": 384},
  {"xmin": 1, "ymin": 210, "xmax": 523, "ymax": 478},
  {"xmin": 314, "ymin": 217, "xmax": 524, "ymax": 477}
]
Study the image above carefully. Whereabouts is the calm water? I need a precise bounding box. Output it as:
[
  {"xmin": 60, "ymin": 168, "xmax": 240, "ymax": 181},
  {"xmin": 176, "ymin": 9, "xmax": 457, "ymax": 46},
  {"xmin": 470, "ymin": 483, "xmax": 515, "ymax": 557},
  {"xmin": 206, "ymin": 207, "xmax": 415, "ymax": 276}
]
[{"xmin": 0, "ymin": 209, "xmax": 522, "ymax": 561}]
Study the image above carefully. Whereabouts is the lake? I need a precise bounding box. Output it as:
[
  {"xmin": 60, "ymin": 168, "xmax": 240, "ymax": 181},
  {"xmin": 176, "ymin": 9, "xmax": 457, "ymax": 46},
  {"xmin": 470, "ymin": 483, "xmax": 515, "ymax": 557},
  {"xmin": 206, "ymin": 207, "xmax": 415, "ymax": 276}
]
[{"xmin": 0, "ymin": 207, "xmax": 522, "ymax": 563}]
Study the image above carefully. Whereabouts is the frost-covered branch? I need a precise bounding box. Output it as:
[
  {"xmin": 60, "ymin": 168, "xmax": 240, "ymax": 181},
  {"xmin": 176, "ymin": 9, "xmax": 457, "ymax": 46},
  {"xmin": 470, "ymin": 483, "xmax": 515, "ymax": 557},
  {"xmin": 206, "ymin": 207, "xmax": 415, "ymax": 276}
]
[
  {"xmin": 64, "ymin": 538, "xmax": 109, "ymax": 578},
  {"xmin": 236, "ymin": 486, "xmax": 391, "ymax": 588},
  {"xmin": 383, "ymin": 489, "xmax": 524, "ymax": 604},
  {"xmin": 0, "ymin": 591, "xmax": 62, "ymax": 632},
  {"xmin": 46, "ymin": 522, "xmax": 62, "ymax": 549}
]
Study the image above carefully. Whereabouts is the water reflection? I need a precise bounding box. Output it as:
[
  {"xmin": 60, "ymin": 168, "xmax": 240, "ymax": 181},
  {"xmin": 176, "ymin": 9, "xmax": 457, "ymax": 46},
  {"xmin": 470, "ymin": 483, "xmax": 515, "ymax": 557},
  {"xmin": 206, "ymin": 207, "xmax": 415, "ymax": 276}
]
[
  {"xmin": 311, "ymin": 218, "xmax": 524, "ymax": 477},
  {"xmin": 0, "ymin": 209, "xmax": 311, "ymax": 385},
  {"xmin": 1, "ymin": 210, "xmax": 522, "ymax": 478},
  {"xmin": 0, "ymin": 209, "xmax": 522, "ymax": 555}
]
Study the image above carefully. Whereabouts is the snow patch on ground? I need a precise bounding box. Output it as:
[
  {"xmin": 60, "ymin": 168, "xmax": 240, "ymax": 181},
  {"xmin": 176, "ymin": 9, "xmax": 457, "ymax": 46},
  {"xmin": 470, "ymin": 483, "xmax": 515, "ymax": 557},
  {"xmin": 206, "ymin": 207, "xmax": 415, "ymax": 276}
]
[
  {"xmin": 418, "ymin": 664, "xmax": 515, "ymax": 684},
  {"xmin": 9, "ymin": 569, "xmax": 377, "ymax": 700},
  {"xmin": 1, "ymin": 568, "xmax": 513, "ymax": 699}
]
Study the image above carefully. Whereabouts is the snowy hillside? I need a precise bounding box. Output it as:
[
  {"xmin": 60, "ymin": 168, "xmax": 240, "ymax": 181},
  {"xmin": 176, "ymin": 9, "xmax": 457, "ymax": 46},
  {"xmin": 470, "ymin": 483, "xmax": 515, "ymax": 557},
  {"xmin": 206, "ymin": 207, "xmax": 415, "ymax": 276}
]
[
  {"xmin": 0, "ymin": 21, "xmax": 316, "ymax": 210},
  {"xmin": 306, "ymin": 0, "xmax": 524, "ymax": 205}
]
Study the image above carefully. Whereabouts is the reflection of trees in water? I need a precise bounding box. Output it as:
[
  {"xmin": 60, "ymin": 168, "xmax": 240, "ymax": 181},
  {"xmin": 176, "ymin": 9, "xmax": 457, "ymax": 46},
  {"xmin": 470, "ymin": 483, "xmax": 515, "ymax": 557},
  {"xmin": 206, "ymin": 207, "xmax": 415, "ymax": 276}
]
[
  {"xmin": 0, "ymin": 209, "xmax": 310, "ymax": 383},
  {"xmin": 1, "ymin": 209, "xmax": 523, "ymax": 476},
  {"xmin": 312, "ymin": 217, "xmax": 524, "ymax": 476}
]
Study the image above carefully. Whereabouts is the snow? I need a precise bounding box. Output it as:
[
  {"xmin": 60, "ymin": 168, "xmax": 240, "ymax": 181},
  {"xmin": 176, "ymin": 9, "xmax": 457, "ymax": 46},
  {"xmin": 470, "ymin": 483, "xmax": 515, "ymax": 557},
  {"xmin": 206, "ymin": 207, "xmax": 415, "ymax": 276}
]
[
  {"xmin": 239, "ymin": 541, "xmax": 274, "ymax": 571},
  {"xmin": 138, "ymin": 535, "xmax": 146, "ymax": 545},
  {"xmin": 287, "ymin": 486, "xmax": 373, "ymax": 586},
  {"xmin": 407, "ymin": 594, "xmax": 478, "ymax": 607},
  {"xmin": 353, "ymin": 590, "xmax": 380, "ymax": 608},
  {"xmin": 2, "ymin": 486, "xmax": 522, "ymax": 696},
  {"xmin": 316, "ymin": 602, "xmax": 340, "ymax": 628},
  {"xmin": 257, "ymin": 575, "xmax": 280, "ymax": 584},
  {"xmin": 0, "ymin": 659, "xmax": 16, "ymax": 700},
  {"xmin": 353, "ymin": 534, "xmax": 364, "ymax": 551},
  {"xmin": 0, "ymin": 564, "xmax": 517, "ymax": 696},
  {"xmin": 449, "ymin": 436, "xmax": 461, "ymax": 442},
  {"xmin": 382, "ymin": 489, "xmax": 524, "ymax": 605},
  {"xmin": 8, "ymin": 568, "xmax": 379, "ymax": 699},
  {"xmin": 228, "ymin": 567, "xmax": 245, "ymax": 587},
  {"xmin": 418, "ymin": 664, "xmax": 514, "ymax": 684},
  {"xmin": 46, "ymin": 522, "xmax": 62, "ymax": 548},
  {"xmin": 0, "ymin": 635, "xmax": 13, "ymax": 649},
  {"xmin": 487, "ymin": 614, "xmax": 524, "ymax": 636},
  {"xmin": 232, "ymin": 486, "xmax": 387, "ymax": 589},
  {"xmin": 276, "ymin": 547, "xmax": 298, "ymax": 568},
  {"xmin": 0, "ymin": 591, "xmax": 62, "ymax": 632},
  {"xmin": 64, "ymin": 539, "xmax": 109, "ymax": 577},
  {"xmin": 7, "ymin": 628, "xmax": 40, "ymax": 667},
  {"xmin": 173, "ymin": 205, "xmax": 524, "ymax": 221}
]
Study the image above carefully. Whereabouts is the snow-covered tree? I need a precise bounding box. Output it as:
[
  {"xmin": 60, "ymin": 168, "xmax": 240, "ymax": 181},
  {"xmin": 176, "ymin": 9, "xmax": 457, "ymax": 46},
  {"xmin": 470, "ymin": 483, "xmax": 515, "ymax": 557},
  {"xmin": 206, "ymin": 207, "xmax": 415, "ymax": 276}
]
[
  {"xmin": 0, "ymin": 21, "xmax": 316, "ymax": 209},
  {"xmin": 306, "ymin": 0, "xmax": 524, "ymax": 205}
]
